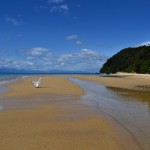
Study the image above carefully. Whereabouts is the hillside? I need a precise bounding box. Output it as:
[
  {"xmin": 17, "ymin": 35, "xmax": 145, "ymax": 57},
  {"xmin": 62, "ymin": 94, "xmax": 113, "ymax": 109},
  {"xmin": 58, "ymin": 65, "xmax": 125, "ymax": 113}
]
[{"xmin": 100, "ymin": 46, "xmax": 150, "ymax": 74}]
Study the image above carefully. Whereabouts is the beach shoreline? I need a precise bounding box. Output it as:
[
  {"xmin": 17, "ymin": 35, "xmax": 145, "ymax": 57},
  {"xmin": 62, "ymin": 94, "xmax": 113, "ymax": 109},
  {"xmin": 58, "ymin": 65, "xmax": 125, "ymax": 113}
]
[
  {"xmin": 3, "ymin": 75, "xmax": 84, "ymax": 98},
  {"xmin": 71, "ymin": 73, "xmax": 150, "ymax": 91},
  {"xmin": 0, "ymin": 75, "xmax": 143, "ymax": 150}
]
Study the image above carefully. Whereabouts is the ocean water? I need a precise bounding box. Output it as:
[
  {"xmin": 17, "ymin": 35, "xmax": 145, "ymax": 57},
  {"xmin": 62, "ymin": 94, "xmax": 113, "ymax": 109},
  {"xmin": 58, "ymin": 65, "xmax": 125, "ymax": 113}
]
[
  {"xmin": 0, "ymin": 74, "xmax": 28, "ymax": 85},
  {"xmin": 0, "ymin": 74, "xmax": 18, "ymax": 90}
]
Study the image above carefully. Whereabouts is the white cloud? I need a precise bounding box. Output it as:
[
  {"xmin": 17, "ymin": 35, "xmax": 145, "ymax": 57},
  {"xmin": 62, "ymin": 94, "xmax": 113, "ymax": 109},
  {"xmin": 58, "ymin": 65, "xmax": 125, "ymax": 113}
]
[
  {"xmin": 27, "ymin": 56, "xmax": 34, "ymax": 60},
  {"xmin": 136, "ymin": 41, "xmax": 150, "ymax": 47},
  {"xmin": 56, "ymin": 49, "xmax": 107, "ymax": 71},
  {"xmin": 0, "ymin": 47, "xmax": 107, "ymax": 72},
  {"xmin": 66, "ymin": 34, "xmax": 84, "ymax": 46},
  {"xmin": 60, "ymin": 62, "xmax": 65, "ymax": 66},
  {"xmin": 0, "ymin": 58, "xmax": 23, "ymax": 69},
  {"xmin": 50, "ymin": 4, "xmax": 69, "ymax": 13},
  {"xmin": 6, "ymin": 17, "xmax": 23, "ymax": 26},
  {"xmin": 29, "ymin": 47, "xmax": 51, "ymax": 56},
  {"xmin": 59, "ymin": 4, "xmax": 68, "ymax": 10},
  {"xmin": 66, "ymin": 34, "xmax": 78, "ymax": 40},
  {"xmin": 24, "ymin": 62, "xmax": 34, "ymax": 66},
  {"xmin": 45, "ymin": 0, "xmax": 69, "ymax": 14},
  {"xmin": 76, "ymin": 40, "xmax": 84, "ymax": 45},
  {"xmin": 80, "ymin": 49, "xmax": 99, "ymax": 57},
  {"xmin": 47, "ymin": 0, "xmax": 64, "ymax": 4}
]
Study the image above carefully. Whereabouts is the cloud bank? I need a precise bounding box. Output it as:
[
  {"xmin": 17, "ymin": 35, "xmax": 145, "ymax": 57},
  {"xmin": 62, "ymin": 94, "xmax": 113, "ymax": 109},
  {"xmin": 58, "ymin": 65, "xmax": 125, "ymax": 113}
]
[{"xmin": 0, "ymin": 47, "xmax": 107, "ymax": 72}]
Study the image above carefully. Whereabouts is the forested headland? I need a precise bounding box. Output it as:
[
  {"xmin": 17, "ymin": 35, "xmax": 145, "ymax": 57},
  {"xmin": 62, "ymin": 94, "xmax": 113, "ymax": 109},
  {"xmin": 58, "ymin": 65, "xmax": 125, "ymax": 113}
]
[{"xmin": 100, "ymin": 46, "xmax": 150, "ymax": 74}]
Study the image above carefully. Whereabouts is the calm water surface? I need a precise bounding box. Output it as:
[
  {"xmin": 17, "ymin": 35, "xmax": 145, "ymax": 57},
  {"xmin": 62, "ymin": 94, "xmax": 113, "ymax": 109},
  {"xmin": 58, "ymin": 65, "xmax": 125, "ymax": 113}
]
[{"xmin": 70, "ymin": 78, "xmax": 150, "ymax": 150}]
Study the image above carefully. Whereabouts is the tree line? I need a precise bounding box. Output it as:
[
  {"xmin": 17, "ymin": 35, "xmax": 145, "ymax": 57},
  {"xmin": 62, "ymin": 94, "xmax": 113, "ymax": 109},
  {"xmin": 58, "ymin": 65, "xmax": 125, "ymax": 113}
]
[{"xmin": 100, "ymin": 46, "xmax": 150, "ymax": 74}]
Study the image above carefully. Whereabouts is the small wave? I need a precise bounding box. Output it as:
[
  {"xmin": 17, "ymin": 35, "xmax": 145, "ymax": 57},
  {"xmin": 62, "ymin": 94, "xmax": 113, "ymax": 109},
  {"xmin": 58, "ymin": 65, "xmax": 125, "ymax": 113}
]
[
  {"xmin": 0, "ymin": 80, "xmax": 8, "ymax": 85},
  {"xmin": 0, "ymin": 76, "xmax": 24, "ymax": 86},
  {"xmin": 21, "ymin": 76, "xmax": 29, "ymax": 79}
]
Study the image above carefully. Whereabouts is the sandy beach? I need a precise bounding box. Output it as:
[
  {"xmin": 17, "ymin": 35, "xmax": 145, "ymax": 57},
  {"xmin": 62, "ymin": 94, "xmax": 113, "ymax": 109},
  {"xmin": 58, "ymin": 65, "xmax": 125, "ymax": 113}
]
[
  {"xmin": 72, "ymin": 73, "xmax": 150, "ymax": 91},
  {"xmin": 4, "ymin": 76, "xmax": 84, "ymax": 98},
  {"xmin": 0, "ymin": 75, "xmax": 144, "ymax": 150}
]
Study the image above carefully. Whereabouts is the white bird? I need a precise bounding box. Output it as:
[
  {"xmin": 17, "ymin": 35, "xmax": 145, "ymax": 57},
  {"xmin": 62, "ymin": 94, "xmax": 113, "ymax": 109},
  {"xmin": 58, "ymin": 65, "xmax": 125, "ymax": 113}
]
[{"xmin": 32, "ymin": 76, "xmax": 43, "ymax": 88}]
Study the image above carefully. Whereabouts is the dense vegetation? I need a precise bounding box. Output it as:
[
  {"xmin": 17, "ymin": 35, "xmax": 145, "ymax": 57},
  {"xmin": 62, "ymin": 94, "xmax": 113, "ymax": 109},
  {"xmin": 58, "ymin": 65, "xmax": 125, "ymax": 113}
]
[{"xmin": 100, "ymin": 46, "xmax": 150, "ymax": 74}]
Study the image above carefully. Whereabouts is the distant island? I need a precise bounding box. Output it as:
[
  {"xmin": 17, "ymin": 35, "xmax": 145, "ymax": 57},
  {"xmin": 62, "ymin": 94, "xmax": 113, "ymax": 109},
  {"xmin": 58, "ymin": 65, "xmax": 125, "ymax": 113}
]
[{"xmin": 100, "ymin": 45, "xmax": 150, "ymax": 74}]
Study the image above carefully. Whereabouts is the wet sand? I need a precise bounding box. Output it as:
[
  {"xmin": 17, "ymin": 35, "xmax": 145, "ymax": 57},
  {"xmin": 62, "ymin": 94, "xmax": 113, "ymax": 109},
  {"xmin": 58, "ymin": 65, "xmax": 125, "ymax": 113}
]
[
  {"xmin": 4, "ymin": 76, "xmax": 84, "ymax": 98},
  {"xmin": 71, "ymin": 73, "xmax": 150, "ymax": 91},
  {"xmin": 0, "ymin": 76, "xmax": 141, "ymax": 150}
]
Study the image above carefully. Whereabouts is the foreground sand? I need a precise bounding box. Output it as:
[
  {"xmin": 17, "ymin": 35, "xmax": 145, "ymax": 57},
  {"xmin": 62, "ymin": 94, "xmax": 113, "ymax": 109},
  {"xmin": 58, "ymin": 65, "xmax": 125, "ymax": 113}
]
[{"xmin": 0, "ymin": 76, "xmax": 140, "ymax": 150}]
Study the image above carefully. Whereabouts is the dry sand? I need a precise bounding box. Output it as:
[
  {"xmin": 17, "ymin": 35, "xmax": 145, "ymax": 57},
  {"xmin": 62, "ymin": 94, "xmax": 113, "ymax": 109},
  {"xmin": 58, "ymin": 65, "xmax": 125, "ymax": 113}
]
[
  {"xmin": 71, "ymin": 73, "xmax": 150, "ymax": 91},
  {"xmin": 0, "ymin": 75, "xmax": 141, "ymax": 150}
]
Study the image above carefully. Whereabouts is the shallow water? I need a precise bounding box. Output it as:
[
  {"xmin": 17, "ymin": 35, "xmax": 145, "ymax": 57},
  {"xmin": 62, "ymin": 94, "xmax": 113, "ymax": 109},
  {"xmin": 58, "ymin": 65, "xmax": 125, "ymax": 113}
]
[
  {"xmin": 70, "ymin": 78, "xmax": 150, "ymax": 150},
  {"xmin": 0, "ymin": 105, "xmax": 3, "ymax": 110}
]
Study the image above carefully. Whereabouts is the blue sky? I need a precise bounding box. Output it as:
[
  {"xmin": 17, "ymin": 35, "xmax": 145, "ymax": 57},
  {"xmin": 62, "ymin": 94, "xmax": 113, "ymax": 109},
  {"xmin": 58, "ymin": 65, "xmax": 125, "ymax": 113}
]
[{"xmin": 0, "ymin": 0, "xmax": 150, "ymax": 72}]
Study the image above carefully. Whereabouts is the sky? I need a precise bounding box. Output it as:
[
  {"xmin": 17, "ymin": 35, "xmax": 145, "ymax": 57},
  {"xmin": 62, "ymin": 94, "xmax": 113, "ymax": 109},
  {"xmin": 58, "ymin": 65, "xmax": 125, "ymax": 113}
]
[{"xmin": 0, "ymin": 0, "xmax": 150, "ymax": 72}]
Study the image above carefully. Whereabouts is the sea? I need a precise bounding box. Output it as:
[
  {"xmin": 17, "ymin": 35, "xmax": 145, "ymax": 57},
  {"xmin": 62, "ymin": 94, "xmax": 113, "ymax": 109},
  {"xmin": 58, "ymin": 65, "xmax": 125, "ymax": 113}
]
[
  {"xmin": 0, "ymin": 73, "xmax": 30, "ymax": 84},
  {"xmin": 0, "ymin": 74, "xmax": 27, "ymax": 92}
]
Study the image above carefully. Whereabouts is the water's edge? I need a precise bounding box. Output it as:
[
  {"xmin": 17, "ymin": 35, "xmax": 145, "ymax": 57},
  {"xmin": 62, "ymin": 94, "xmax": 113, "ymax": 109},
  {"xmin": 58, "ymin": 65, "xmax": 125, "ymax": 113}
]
[{"xmin": 69, "ymin": 77, "xmax": 150, "ymax": 150}]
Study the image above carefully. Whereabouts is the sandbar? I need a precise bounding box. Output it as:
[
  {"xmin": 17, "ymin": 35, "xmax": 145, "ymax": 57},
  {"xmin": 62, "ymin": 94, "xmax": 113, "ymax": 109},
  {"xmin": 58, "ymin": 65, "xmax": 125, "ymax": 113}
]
[{"xmin": 4, "ymin": 76, "xmax": 84, "ymax": 98}]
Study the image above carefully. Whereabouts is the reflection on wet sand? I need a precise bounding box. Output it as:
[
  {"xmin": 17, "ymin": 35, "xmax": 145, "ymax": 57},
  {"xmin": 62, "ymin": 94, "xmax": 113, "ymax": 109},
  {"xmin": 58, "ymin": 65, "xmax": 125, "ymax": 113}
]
[
  {"xmin": 108, "ymin": 87, "xmax": 150, "ymax": 110},
  {"xmin": 104, "ymin": 87, "xmax": 150, "ymax": 150}
]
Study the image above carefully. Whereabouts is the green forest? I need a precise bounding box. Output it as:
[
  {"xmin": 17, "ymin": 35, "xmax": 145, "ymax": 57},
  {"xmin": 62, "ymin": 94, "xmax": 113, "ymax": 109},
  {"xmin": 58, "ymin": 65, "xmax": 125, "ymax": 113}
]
[{"xmin": 100, "ymin": 46, "xmax": 150, "ymax": 74}]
